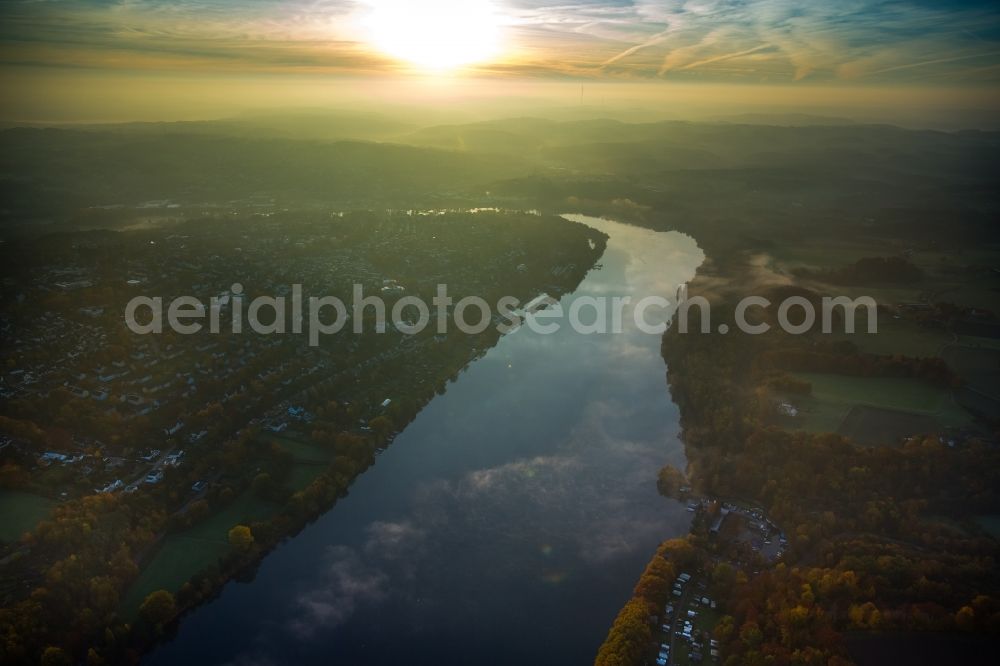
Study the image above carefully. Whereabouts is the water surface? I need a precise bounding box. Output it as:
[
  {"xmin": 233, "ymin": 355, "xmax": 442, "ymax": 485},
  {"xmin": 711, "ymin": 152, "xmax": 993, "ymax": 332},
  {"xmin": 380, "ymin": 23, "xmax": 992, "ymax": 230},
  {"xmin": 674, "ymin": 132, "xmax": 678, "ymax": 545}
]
[{"xmin": 147, "ymin": 214, "xmax": 704, "ymax": 665}]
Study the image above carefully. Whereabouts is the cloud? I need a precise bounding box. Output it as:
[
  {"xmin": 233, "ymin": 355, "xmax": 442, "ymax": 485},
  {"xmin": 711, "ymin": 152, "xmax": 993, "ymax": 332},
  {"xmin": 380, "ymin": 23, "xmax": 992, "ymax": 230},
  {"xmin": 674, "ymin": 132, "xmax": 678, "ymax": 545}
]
[
  {"xmin": 286, "ymin": 518, "xmax": 430, "ymax": 638},
  {"xmin": 362, "ymin": 520, "xmax": 427, "ymax": 559},
  {"xmin": 287, "ymin": 544, "xmax": 390, "ymax": 638},
  {"xmin": 284, "ymin": 388, "xmax": 685, "ymax": 638},
  {"xmin": 0, "ymin": 0, "xmax": 998, "ymax": 82},
  {"xmin": 509, "ymin": 0, "xmax": 1000, "ymax": 82}
]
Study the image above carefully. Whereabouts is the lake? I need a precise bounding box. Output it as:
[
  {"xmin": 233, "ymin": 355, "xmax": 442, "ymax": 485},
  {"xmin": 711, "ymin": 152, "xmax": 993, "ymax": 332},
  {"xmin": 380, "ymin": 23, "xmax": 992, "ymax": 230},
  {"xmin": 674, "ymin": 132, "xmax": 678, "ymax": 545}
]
[{"xmin": 146, "ymin": 214, "xmax": 704, "ymax": 665}]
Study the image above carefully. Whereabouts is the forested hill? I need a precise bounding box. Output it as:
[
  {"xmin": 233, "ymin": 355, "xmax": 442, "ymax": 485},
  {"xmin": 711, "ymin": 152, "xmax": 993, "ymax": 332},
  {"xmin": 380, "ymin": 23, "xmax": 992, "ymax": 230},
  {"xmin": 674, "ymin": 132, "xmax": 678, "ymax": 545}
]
[
  {"xmin": 0, "ymin": 128, "xmax": 526, "ymax": 219},
  {"xmin": 3, "ymin": 118, "xmax": 999, "ymax": 235}
]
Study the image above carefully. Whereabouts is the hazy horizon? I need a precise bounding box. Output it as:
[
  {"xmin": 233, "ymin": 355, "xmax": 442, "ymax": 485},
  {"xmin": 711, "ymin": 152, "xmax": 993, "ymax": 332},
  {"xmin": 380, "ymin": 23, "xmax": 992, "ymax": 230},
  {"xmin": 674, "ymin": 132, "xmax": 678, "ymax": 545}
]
[
  {"xmin": 2, "ymin": 1, "xmax": 1000, "ymax": 130},
  {"xmin": 2, "ymin": 75, "xmax": 999, "ymax": 131}
]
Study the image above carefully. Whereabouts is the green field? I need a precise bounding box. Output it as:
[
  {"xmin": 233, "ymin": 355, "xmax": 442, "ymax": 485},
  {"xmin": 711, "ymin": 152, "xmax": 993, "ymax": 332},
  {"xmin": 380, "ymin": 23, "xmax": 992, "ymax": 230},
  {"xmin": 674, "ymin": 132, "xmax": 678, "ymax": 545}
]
[
  {"xmin": 119, "ymin": 491, "xmax": 279, "ymax": 618},
  {"xmin": 0, "ymin": 491, "xmax": 55, "ymax": 543},
  {"xmin": 779, "ymin": 372, "xmax": 974, "ymax": 439},
  {"xmin": 287, "ymin": 462, "xmax": 328, "ymax": 490},
  {"xmin": 771, "ymin": 240, "xmax": 1000, "ymax": 315},
  {"xmin": 839, "ymin": 405, "xmax": 941, "ymax": 447},
  {"xmin": 181, "ymin": 491, "xmax": 278, "ymax": 542},
  {"xmin": 768, "ymin": 238, "xmax": 895, "ymax": 273},
  {"xmin": 766, "ymin": 239, "xmax": 927, "ymax": 308},
  {"xmin": 119, "ymin": 535, "xmax": 230, "ymax": 618},
  {"xmin": 262, "ymin": 433, "xmax": 336, "ymax": 463},
  {"xmin": 262, "ymin": 433, "xmax": 336, "ymax": 491},
  {"xmin": 119, "ymin": 435, "xmax": 334, "ymax": 616},
  {"xmin": 830, "ymin": 316, "xmax": 951, "ymax": 358}
]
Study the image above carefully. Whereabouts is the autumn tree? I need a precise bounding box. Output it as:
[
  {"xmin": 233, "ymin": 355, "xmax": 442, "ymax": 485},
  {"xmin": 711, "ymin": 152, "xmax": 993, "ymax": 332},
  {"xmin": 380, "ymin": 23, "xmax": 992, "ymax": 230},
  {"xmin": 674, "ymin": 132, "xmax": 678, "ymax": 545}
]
[
  {"xmin": 594, "ymin": 597, "xmax": 652, "ymax": 666},
  {"xmin": 139, "ymin": 590, "xmax": 176, "ymax": 626},
  {"xmin": 228, "ymin": 524, "xmax": 254, "ymax": 551},
  {"xmin": 714, "ymin": 615, "xmax": 735, "ymax": 643},
  {"xmin": 251, "ymin": 472, "xmax": 274, "ymax": 499},
  {"xmin": 656, "ymin": 465, "xmax": 688, "ymax": 498},
  {"xmin": 369, "ymin": 415, "xmax": 393, "ymax": 439},
  {"xmin": 739, "ymin": 620, "xmax": 763, "ymax": 648},
  {"xmin": 956, "ymin": 605, "xmax": 976, "ymax": 631},
  {"xmin": 40, "ymin": 647, "xmax": 72, "ymax": 666}
]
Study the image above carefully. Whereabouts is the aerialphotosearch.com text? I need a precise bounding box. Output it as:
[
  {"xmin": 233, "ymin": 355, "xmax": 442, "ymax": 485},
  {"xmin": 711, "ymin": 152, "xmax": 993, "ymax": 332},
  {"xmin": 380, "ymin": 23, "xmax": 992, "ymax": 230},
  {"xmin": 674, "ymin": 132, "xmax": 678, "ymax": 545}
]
[{"xmin": 124, "ymin": 283, "xmax": 878, "ymax": 346}]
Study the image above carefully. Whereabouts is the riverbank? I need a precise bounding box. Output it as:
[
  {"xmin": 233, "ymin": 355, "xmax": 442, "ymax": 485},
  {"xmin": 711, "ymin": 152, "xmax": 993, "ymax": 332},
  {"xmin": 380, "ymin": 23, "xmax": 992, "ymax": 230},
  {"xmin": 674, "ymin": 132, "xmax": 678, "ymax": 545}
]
[{"xmin": 594, "ymin": 222, "xmax": 1000, "ymax": 664}]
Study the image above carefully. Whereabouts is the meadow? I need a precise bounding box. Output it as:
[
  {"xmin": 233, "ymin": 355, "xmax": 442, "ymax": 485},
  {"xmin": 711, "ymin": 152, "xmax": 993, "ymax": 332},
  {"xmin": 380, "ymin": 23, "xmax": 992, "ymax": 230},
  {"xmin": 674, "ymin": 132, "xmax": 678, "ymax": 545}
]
[
  {"xmin": 0, "ymin": 491, "xmax": 54, "ymax": 544},
  {"xmin": 119, "ymin": 491, "xmax": 280, "ymax": 619},
  {"xmin": 778, "ymin": 372, "xmax": 974, "ymax": 442}
]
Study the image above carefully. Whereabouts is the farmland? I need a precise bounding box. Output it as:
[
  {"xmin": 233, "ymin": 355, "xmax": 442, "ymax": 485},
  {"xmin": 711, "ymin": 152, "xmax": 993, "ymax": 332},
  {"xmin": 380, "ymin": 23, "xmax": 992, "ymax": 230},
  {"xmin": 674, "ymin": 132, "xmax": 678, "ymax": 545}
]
[{"xmin": 777, "ymin": 372, "xmax": 974, "ymax": 442}]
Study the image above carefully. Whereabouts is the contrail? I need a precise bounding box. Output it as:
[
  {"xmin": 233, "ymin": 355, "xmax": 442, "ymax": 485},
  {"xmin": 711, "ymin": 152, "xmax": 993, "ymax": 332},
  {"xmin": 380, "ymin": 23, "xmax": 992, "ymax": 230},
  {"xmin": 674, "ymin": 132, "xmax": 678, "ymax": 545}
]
[
  {"xmin": 677, "ymin": 43, "xmax": 773, "ymax": 71},
  {"xmin": 869, "ymin": 50, "xmax": 1000, "ymax": 75},
  {"xmin": 601, "ymin": 24, "xmax": 675, "ymax": 68}
]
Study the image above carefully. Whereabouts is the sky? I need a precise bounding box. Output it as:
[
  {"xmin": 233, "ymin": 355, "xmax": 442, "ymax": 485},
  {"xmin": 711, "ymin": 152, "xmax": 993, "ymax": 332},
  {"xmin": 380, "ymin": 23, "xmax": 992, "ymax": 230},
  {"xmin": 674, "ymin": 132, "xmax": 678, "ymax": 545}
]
[{"xmin": 1, "ymin": 1, "xmax": 999, "ymax": 123}]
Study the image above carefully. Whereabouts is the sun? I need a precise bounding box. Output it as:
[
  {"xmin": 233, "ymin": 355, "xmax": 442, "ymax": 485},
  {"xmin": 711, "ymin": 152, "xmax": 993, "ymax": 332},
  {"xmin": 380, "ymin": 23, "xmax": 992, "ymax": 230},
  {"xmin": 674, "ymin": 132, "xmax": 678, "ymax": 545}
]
[{"xmin": 362, "ymin": 0, "xmax": 504, "ymax": 71}]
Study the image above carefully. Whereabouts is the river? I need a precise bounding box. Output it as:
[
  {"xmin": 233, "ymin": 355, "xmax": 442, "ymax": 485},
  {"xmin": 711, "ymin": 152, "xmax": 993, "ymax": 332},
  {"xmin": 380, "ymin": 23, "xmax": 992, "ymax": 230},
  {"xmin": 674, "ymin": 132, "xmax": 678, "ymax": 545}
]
[{"xmin": 146, "ymin": 214, "xmax": 704, "ymax": 665}]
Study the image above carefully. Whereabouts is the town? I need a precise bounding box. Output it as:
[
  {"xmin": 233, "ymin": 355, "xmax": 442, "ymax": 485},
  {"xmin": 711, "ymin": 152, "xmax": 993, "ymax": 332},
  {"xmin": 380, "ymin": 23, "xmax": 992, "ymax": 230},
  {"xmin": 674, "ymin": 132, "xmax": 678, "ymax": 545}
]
[{"xmin": 0, "ymin": 208, "xmax": 608, "ymax": 661}]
